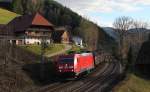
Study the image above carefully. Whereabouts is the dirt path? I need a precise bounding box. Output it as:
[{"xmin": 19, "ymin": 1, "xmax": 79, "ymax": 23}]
[{"xmin": 46, "ymin": 44, "xmax": 72, "ymax": 57}]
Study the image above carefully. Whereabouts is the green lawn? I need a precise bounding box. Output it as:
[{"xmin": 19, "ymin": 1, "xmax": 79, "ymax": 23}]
[
  {"xmin": 70, "ymin": 44, "xmax": 81, "ymax": 51},
  {"xmin": 20, "ymin": 44, "xmax": 65, "ymax": 56},
  {"xmin": 115, "ymin": 74, "xmax": 150, "ymax": 92},
  {"xmin": 65, "ymin": 44, "xmax": 81, "ymax": 54},
  {"xmin": 0, "ymin": 8, "xmax": 19, "ymax": 24}
]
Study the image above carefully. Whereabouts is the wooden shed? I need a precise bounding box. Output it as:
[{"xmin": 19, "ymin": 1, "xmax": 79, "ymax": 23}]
[{"xmin": 52, "ymin": 27, "xmax": 71, "ymax": 44}]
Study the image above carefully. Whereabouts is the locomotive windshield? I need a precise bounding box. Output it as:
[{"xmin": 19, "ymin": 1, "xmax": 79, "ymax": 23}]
[{"xmin": 60, "ymin": 58, "xmax": 74, "ymax": 63}]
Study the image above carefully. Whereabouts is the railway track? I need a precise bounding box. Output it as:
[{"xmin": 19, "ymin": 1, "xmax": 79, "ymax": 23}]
[
  {"xmin": 86, "ymin": 62, "xmax": 121, "ymax": 92},
  {"xmin": 52, "ymin": 63, "xmax": 110, "ymax": 92},
  {"xmin": 31, "ymin": 80, "xmax": 74, "ymax": 92},
  {"xmin": 49, "ymin": 62, "xmax": 121, "ymax": 92},
  {"xmin": 30, "ymin": 62, "xmax": 108, "ymax": 92},
  {"xmin": 69, "ymin": 63, "xmax": 117, "ymax": 92},
  {"xmin": 29, "ymin": 53, "xmax": 122, "ymax": 92}
]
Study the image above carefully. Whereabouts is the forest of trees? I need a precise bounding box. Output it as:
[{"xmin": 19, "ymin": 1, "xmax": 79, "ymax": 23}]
[{"xmin": 113, "ymin": 16, "xmax": 150, "ymax": 76}]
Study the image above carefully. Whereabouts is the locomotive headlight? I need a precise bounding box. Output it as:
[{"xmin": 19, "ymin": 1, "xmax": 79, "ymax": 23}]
[
  {"xmin": 69, "ymin": 66, "xmax": 74, "ymax": 69},
  {"xmin": 71, "ymin": 69, "xmax": 74, "ymax": 72},
  {"xmin": 59, "ymin": 66, "xmax": 63, "ymax": 69}
]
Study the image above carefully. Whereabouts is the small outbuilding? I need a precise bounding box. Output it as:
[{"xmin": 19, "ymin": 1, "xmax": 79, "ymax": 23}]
[{"xmin": 52, "ymin": 27, "xmax": 71, "ymax": 44}]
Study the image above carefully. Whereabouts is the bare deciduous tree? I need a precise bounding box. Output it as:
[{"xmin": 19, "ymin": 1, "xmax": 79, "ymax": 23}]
[
  {"xmin": 113, "ymin": 16, "xmax": 133, "ymax": 34},
  {"xmin": 133, "ymin": 20, "xmax": 148, "ymax": 29},
  {"xmin": 133, "ymin": 20, "xmax": 149, "ymax": 43},
  {"xmin": 127, "ymin": 20, "xmax": 149, "ymax": 46},
  {"xmin": 130, "ymin": 20, "xmax": 149, "ymax": 62},
  {"xmin": 114, "ymin": 16, "xmax": 149, "ymax": 67},
  {"xmin": 113, "ymin": 16, "xmax": 133, "ymax": 62}
]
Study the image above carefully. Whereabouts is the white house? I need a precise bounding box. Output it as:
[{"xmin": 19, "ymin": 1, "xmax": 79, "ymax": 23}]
[
  {"xmin": 5, "ymin": 12, "xmax": 54, "ymax": 45},
  {"xmin": 72, "ymin": 36, "xmax": 84, "ymax": 48}
]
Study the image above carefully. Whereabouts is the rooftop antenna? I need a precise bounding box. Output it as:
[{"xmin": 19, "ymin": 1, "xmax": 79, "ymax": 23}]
[
  {"xmin": 65, "ymin": 0, "xmax": 71, "ymax": 8},
  {"xmin": 64, "ymin": 0, "xmax": 68, "ymax": 7}
]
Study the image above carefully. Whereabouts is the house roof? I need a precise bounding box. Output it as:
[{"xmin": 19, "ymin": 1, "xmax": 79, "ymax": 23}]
[
  {"xmin": 53, "ymin": 27, "xmax": 67, "ymax": 39},
  {"xmin": 52, "ymin": 27, "xmax": 71, "ymax": 42},
  {"xmin": 0, "ymin": 24, "xmax": 5, "ymax": 34},
  {"xmin": 32, "ymin": 13, "xmax": 53, "ymax": 26},
  {"xmin": 52, "ymin": 30, "xmax": 65, "ymax": 41},
  {"xmin": 5, "ymin": 12, "xmax": 54, "ymax": 33},
  {"xmin": 0, "ymin": 24, "xmax": 5, "ymax": 29},
  {"xmin": 54, "ymin": 27, "xmax": 69, "ymax": 37}
]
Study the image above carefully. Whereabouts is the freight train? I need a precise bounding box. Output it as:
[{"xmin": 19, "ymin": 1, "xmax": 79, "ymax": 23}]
[{"xmin": 55, "ymin": 52, "xmax": 95, "ymax": 77}]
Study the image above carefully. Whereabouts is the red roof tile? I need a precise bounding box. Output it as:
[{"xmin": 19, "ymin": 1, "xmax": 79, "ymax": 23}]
[
  {"xmin": 32, "ymin": 13, "xmax": 53, "ymax": 26},
  {"xmin": 4, "ymin": 12, "xmax": 54, "ymax": 34}
]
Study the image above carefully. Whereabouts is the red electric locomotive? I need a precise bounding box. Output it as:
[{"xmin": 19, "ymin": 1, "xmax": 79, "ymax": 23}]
[{"xmin": 56, "ymin": 52, "xmax": 95, "ymax": 77}]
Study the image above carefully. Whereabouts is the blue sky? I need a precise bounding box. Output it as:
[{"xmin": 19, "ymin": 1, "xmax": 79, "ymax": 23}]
[{"xmin": 55, "ymin": 0, "xmax": 150, "ymax": 27}]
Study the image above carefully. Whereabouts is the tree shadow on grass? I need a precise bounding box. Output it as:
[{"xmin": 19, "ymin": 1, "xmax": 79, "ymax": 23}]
[
  {"xmin": 133, "ymin": 64, "xmax": 150, "ymax": 80},
  {"xmin": 22, "ymin": 61, "xmax": 61, "ymax": 86},
  {"xmin": 134, "ymin": 38, "xmax": 150, "ymax": 80}
]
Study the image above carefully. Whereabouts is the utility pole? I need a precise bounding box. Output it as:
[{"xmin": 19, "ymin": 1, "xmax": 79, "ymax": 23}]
[{"xmin": 40, "ymin": 36, "xmax": 47, "ymax": 80}]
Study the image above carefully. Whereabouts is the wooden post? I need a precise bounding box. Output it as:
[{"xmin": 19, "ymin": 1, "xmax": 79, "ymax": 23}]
[{"xmin": 40, "ymin": 36, "xmax": 46, "ymax": 80}]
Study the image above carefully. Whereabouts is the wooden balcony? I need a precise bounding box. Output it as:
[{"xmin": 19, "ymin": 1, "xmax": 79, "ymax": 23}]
[{"xmin": 25, "ymin": 31, "xmax": 51, "ymax": 37}]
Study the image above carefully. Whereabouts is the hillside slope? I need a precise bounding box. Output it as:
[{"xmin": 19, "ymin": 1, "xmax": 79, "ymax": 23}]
[
  {"xmin": 135, "ymin": 38, "xmax": 150, "ymax": 76},
  {"xmin": 0, "ymin": 42, "xmax": 41, "ymax": 92},
  {"xmin": 0, "ymin": 8, "xmax": 19, "ymax": 24},
  {"xmin": 102, "ymin": 27, "xmax": 119, "ymax": 41},
  {"xmin": 114, "ymin": 74, "xmax": 150, "ymax": 92},
  {"xmin": 11, "ymin": 0, "xmax": 115, "ymax": 51}
]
